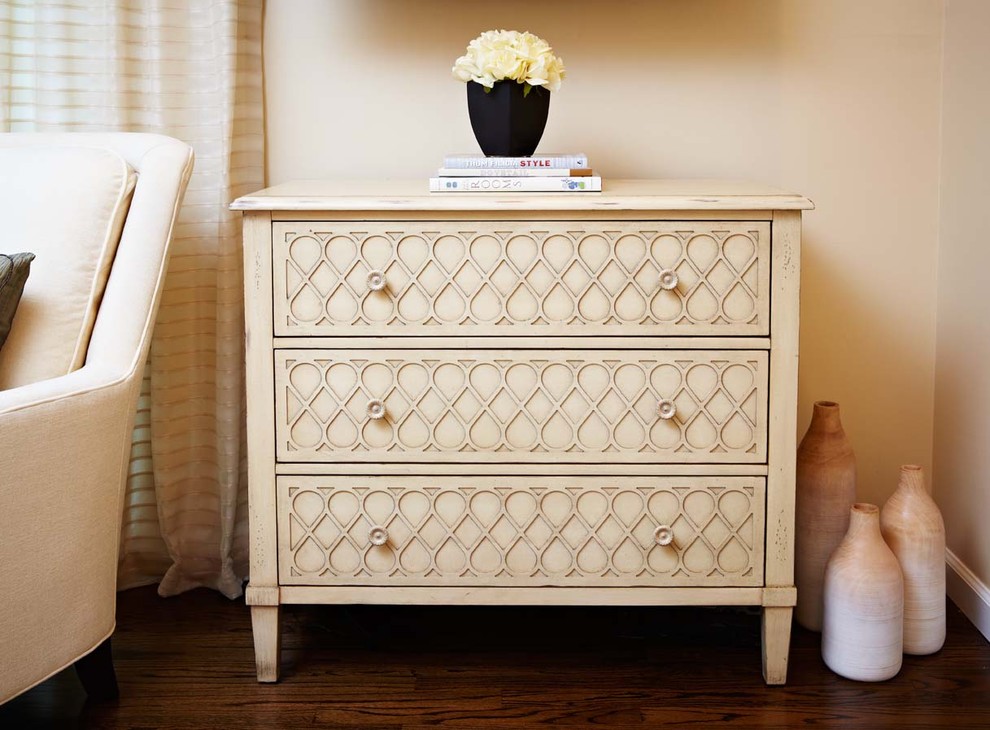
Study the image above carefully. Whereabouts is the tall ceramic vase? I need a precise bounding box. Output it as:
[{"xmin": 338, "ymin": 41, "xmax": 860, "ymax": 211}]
[
  {"xmin": 880, "ymin": 465, "xmax": 946, "ymax": 655},
  {"xmin": 795, "ymin": 401, "xmax": 857, "ymax": 631},
  {"xmin": 822, "ymin": 503, "xmax": 904, "ymax": 681}
]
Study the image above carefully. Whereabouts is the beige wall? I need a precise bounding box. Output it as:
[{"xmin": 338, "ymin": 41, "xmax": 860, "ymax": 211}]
[
  {"xmin": 264, "ymin": 0, "xmax": 943, "ymax": 506},
  {"xmin": 935, "ymin": 0, "xmax": 990, "ymax": 621}
]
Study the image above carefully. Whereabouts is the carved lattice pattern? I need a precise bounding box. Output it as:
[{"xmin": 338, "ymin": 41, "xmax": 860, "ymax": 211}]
[
  {"xmin": 278, "ymin": 478, "xmax": 764, "ymax": 586},
  {"xmin": 273, "ymin": 222, "xmax": 770, "ymax": 336},
  {"xmin": 276, "ymin": 349, "xmax": 768, "ymax": 464}
]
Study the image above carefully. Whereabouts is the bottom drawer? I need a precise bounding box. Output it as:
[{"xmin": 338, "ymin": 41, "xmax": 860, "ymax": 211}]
[{"xmin": 278, "ymin": 476, "xmax": 765, "ymax": 587}]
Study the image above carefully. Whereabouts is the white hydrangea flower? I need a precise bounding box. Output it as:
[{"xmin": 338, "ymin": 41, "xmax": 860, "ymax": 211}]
[{"xmin": 452, "ymin": 30, "xmax": 565, "ymax": 92}]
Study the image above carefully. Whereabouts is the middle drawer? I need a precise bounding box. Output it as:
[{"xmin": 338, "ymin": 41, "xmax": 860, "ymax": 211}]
[{"xmin": 276, "ymin": 349, "xmax": 768, "ymax": 464}]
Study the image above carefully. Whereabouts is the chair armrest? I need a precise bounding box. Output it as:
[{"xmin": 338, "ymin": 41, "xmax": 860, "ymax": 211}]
[
  {"xmin": 0, "ymin": 363, "xmax": 136, "ymax": 702},
  {"xmin": 0, "ymin": 361, "xmax": 139, "ymax": 543},
  {"xmin": 0, "ymin": 362, "xmax": 137, "ymax": 507},
  {"xmin": 0, "ymin": 363, "xmax": 130, "ymax": 417}
]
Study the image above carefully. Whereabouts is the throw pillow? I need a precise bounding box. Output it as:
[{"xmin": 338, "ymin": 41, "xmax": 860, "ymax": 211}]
[{"xmin": 0, "ymin": 252, "xmax": 36, "ymax": 351}]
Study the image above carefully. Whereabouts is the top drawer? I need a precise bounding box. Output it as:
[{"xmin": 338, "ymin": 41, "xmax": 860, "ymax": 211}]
[{"xmin": 273, "ymin": 221, "xmax": 770, "ymax": 337}]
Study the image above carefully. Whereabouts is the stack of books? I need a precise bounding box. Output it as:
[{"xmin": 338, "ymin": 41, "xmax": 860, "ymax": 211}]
[{"xmin": 429, "ymin": 153, "xmax": 601, "ymax": 193}]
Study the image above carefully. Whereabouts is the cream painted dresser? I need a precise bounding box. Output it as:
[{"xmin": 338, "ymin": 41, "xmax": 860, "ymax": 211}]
[{"xmin": 232, "ymin": 179, "xmax": 812, "ymax": 685}]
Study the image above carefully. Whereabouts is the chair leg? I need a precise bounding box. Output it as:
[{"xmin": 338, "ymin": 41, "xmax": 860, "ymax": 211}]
[{"xmin": 74, "ymin": 637, "xmax": 120, "ymax": 700}]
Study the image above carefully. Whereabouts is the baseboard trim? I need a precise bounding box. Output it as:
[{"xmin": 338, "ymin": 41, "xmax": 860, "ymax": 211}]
[{"xmin": 946, "ymin": 548, "xmax": 990, "ymax": 642}]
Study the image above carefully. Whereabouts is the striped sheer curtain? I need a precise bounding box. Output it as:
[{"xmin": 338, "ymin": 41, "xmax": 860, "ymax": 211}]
[{"xmin": 0, "ymin": 1, "xmax": 264, "ymax": 598}]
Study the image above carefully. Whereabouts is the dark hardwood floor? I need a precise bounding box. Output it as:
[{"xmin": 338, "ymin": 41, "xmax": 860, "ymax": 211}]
[{"xmin": 2, "ymin": 587, "xmax": 988, "ymax": 728}]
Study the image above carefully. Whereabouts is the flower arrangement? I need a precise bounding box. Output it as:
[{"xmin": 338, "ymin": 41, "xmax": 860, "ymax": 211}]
[{"xmin": 452, "ymin": 30, "xmax": 565, "ymax": 95}]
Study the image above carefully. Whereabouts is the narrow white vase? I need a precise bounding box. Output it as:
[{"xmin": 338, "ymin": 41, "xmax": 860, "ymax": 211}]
[
  {"xmin": 880, "ymin": 465, "xmax": 946, "ymax": 655},
  {"xmin": 822, "ymin": 503, "xmax": 904, "ymax": 681}
]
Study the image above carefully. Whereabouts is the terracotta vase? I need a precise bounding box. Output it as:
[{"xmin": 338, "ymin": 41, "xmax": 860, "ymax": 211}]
[
  {"xmin": 880, "ymin": 465, "xmax": 946, "ymax": 655},
  {"xmin": 795, "ymin": 401, "xmax": 857, "ymax": 631},
  {"xmin": 822, "ymin": 503, "xmax": 904, "ymax": 681}
]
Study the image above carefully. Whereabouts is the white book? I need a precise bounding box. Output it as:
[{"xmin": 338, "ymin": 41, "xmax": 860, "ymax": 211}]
[
  {"xmin": 442, "ymin": 153, "xmax": 589, "ymax": 169},
  {"xmin": 429, "ymin": 176, "xmax": 602, "ymax": 193},
  {"xmin": 437, "ymin": 167, "xmax": 593, "ymax": 178}
]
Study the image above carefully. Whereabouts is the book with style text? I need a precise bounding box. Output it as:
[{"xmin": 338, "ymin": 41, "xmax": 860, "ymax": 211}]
[{"xmin": 442, "ymin": 153, "xmax": 589, "ymax": 169}]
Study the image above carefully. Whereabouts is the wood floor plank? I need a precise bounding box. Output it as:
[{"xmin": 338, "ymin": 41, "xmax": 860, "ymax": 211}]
[{"xmin": 0, "ymin": 587, "xmax": 987, "ymax": 728}]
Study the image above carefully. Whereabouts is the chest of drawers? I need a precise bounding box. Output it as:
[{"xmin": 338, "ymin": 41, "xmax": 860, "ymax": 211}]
[{"xmin": 232, "ymin": 179, "xmax": 812, "ymax": 685}]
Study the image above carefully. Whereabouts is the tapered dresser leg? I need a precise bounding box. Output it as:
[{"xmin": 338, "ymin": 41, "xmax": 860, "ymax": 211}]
[
  {"xmin": 251, "ymin": 605, "xmax": 282, "ymax": 682},
  {"xmin": 74, "ymin": 636, "xmax": 120, "ymax": 700},
  {"xmin": 761, "ymin": 606, "xmax": 793, "ymax": 685}
]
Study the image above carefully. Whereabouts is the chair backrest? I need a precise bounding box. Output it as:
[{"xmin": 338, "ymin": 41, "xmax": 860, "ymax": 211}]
[
  {"xmin": 0, "ymin": 145, "xmax": 137, "ymax": 389},
  {"xmin": 0, "ymin": 133, "xmax": 194, "ymax": 390}
]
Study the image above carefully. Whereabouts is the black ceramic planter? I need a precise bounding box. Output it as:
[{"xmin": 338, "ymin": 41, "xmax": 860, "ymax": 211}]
[{"xmin": 466, "ymin": 80, "xmax": 550, "ymax": 157}]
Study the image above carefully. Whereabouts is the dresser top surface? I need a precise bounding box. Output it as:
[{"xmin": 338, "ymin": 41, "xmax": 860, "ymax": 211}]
[{"xmin": 231, "ymin": 179, "xmax": 814, "ymax": 212}]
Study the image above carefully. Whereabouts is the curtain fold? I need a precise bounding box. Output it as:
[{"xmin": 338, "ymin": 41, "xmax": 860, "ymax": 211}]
[{"xmin": 0, "ymin": 0, "xmax": 263, "ymax": 599}]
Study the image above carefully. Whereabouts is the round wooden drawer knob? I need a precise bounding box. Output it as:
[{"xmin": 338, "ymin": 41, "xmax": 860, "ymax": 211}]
[
  {"xmin": 657, "ymin": 399, "xmax": 677, "ymax": 420},
  {"xmin": 366, "ymin": 269, "xmax": 387, "ymax": 292},
  {"xmin": 658, "ymin": 268, "xmax": 679, "ymax": 291},
  {"xmin": 654, "ymin": 525, "xmax": 674, "ymax": 546},
  {"xmin": 366, "ymin": 398, "xmax": 387, "ymax": 420},
  {"xmin": 368, "ymin": 525, "xmax": 389, "ymax": 546}
]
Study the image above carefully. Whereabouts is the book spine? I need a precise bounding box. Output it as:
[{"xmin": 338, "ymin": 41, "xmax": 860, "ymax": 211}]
[
  {"xmin": 437, "ymin": 167, "xmax": 593, "ymax": 178},
  {"xmin": 430, "ymin": 176, "xmax": 602, "ymax": 192},
  {"xmin": 442, "ymin": 154, "xmax": 589, "ymax": 169}
]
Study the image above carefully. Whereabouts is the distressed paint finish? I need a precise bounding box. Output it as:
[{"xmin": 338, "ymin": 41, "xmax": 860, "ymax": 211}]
[
  {"xmin": 234, "ymin": 181, "xmax": 809, "ymax": 684},
  {"xmin": 273, "ymin": 221, "xmax": 771, "ymax": 337},
  {"xmin": 277, "ymin": 476, "xmax": 765, "ymax": 587},
  {"xmin": 762, "ymin": 209, "xmax": 803, "ymax": 682},
  {"xmin": 243, "ymin": 212, "xmax": 278, "ymax": 583},
  {"xmin": 275, "ymin": 349, "xmax": 769, "ymax": 464},
  {"xmin": 231, "ymin": 179, "xmax": 814, "ymax": 212}
]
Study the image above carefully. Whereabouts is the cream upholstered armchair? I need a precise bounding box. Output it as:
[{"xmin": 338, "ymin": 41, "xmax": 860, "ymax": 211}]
[{"xmin": 0, "ymin": 133, "xmax": 193, "ymax": 703}]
